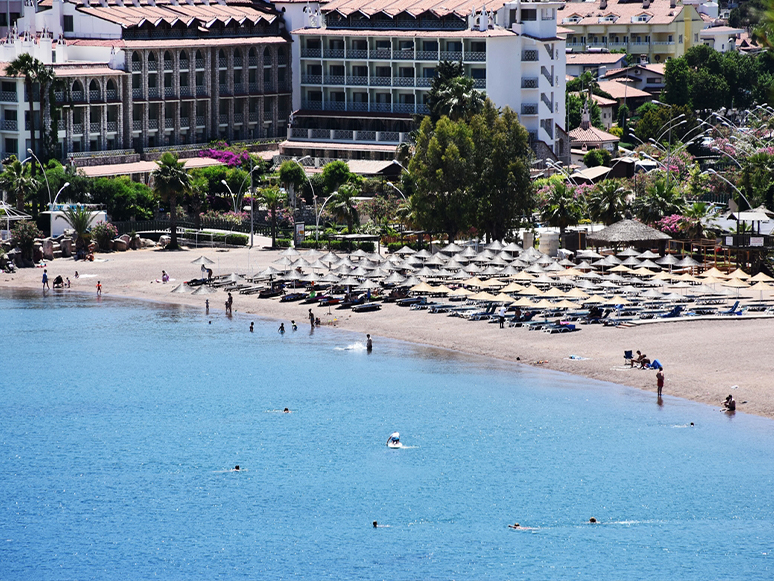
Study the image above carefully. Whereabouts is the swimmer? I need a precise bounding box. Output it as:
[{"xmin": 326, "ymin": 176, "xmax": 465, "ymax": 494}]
[
  {"xmin": 283, "ymin": 408, "xmax": 290, "ymax": 413},
  {"xmin": 589, "ymin": 517, "xmax": 597, "ymax": 524},
  {"xmin": 508, "ymin": 523, "xmax": 521, "ymax": 529},
  {"xmin": 234, "ymin": 465, "xmax": 240, "ymax": 471},
  {"xmin": 690, "ymin": 422, "xmax": 695, "ymax": 426},
  {"xmin": 291, "ymin": 320, "xmax": 297, "ymax": 331},
  {"xmin": 250, "ymin": 322, "xmax": 254, "ymax": 332},
  {"xmin": 373, "ymin": 521, "xmax": 378, "ymax": 528},
  {"xmin": 278, "ymin": 323, "xmax": 285, "ymax": 334}
]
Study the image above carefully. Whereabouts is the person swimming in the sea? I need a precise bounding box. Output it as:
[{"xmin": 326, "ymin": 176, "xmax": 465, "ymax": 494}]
[{"xmin": 234, "ymin": 465, "xmax": 240, "ymax": 471}]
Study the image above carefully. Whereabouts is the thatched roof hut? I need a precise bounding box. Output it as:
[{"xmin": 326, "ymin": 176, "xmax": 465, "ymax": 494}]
[{"xmin": 587, "ymin": 219, "xmax": 671, "ymax": 247}]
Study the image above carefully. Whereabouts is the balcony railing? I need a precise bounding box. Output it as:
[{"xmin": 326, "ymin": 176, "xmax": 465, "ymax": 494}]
[
  {"xmin": 302, "ymin": 74, "xmax": 322, "ymax": 84},
  {"xmin": 371, "ymin": 76, "xmax": 391, "ymax": 86},
  {"xmin": 89, "ymin": 122, "xmax": 100, "ymax": 133},
  {"xmin": 132, "ymin": 88, "xmax": 143, "ymax": 99},
  {"xmin": 148, "ymin": 119, "xmax": 159, "ymax": 130},
  {"xmin": 393, "ymin": 104, "xmax": 414, "ymax": 114},
  {"xmin": 370, "ymin": 49, "xmax": 391, "ymax": 59},
  {"xmin": 71, "ymin": 91, "xmax": 84, "ymax": 102},
  {"xmin": 196, "ymin": 86, "xmax": 206, "ymax": 96},
  {"xmin": 394, "ymin": 77, "xmax": 415, "ymax": 87},
  {"xmin": 147, "ymin": 61, "xmax": 158, "ymax": 71},
  {"xmin": 393, "ymin": 49, "xmax": 415, "ymax": 60},
  {"xmin": 249, "ymin": 83, "xmax": 259, "ymax": 93},
  {"xmin": 234, "ymin": 57, "xmax": 243, "ymax": 67},
  {"xmin": 288, "ymin": 126, "xmax": 412, "ymax": 143},
  {"xmin": 219, "ymin": 114, "xmax": 229, "ymax": 124},
  {"xmin": 132, "ymin": 120, "xmax": 142, "ymax": 131},
  {"xmin": 416, "ymin": 50, "xmax": 438, "ymax": 60},
  {"xmin": 148, "ymin": 87, "xmax": 160, "ymax": 98},
  {"xmin": 107, "ymin": 121, "xmax": 118, "ymax": 132},
  {"xmin": 522, "ymin": 77, "xmax": 539, "ymax": 89},
  {"xmin": 348, "ymin": 49, "xmax": 368, "ymax": 59},
  {"xmin": 57, "ymin": 119, "xmax": 65, "ymax": 131},
  {"xmin": 164, "ymin": 86, "xmax": 174, "ymax": 97},
  {"xmin": 333, "ymin": 129, "xmax": 353, "ymax": 140},
  {"xmin": 278, "ymin": 53, "xmax": 287, "ymax": 65},
  {"xmin": 0, "ymin": 91, "xmax": 18, "ymax": 103},
  {"xmin": 416, "ymin": 78, "xmax": 433, "ymax": 87},
  {"xmin": 196, "ymin": 116, "xmax": 205, "ymax": 126},
  {"xmin": 249, "ymin": 56, "xmax": 259, "ymax": 66},
  {"xmin": 347, "ymin": 75, "xmax": 368, "ymax": 85},
  {"xmin": 195, "ymin": 59, "xmax": 205, "ymax": 69},
  {"xmin": 180, "ymin": 117, "xmax": 190, "ymax": 128},
  {"xmin": 326, "ymin": 48, "xmax": 345, "ymax": 58},
  {"xmin": 106, "ymin": 89, "xmax": 118, "ymax": 100},
  {"xmin": 264, "ymin": 81, "xmax": 274, "ymax": 92},
  {"xmin": 473, "ymin": 78, "xmax": 485, "ymax": 88},
  {"xmin": 349, "ymin": 102, "xmax": 368, "ymax": 112},
  {"xmin": 440, "ymin": 50, "xmax": 462, "ymax": 60},
  {"xmin": 179, "ymin": 59, "xmax": 189, "ymax": 70},
  {"xmin": 72, "ymin": 123, "xmax": 83, "ymax": 134},
  {"xmin": 324, "ymin": 75, "xmax": 346, "ymax": 85},
  {"xmin": 164, "ymin": 60, "xmax": 173, "ymax": 71},
  {"xmin": 522, "ymin": 50, "xmax": 539, "ymax": 62},
  {"xmin": 165, "ymin": 118, "xmax": 174, "ymax": 129},
  {"xmin": 219, "ymin": 57, "xmax": 227, "ymax": 67},
  {"xmin": 464, "ymin": 51, "xmax": 486, "ymax": 61},
  {"xmin": 301, "ymin": 48, "xmax": 321, "ymax": 58},
  {"xmin": 131, "ymin": 61, "xmax": 142, "ymax": 72},
  {"xmin": 521, "ymin": 103, "xmax": 538, "ymax": 115},
  {"xmin": 234, "ymin": 113, "xmax": 244, "ymax": 124},
  {"xmin": 234, "ymin": 83, "xmax": 245, "ymax": 94},
  {"xmin": 0, "ymin": 119, "xmax": 17, "ymax": 131},
  {"xmin": 54, "ymin": 90, "xmax": 64, "ymax": 103},
  {"xmin": 180, "ymin": 86, "xmax": 191, "ymax": 97},
  {"xmin": 89, "ymin": 90, "xmax": 101, "ymax": 101},
  {"xmin": 249, "ymin": 112, "xmax": 259, "ymax": 123}
]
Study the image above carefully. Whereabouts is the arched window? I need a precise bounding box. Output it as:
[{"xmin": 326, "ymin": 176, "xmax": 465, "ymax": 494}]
[
  {"xmin": 72, "ymin": 80, "xmax": 83, "ymax": 92},
  {"xmin": 106, "ymin": 79, "xmax": 117, "ymax": 99},
  {"xmin": 180, "ymin": 50, "xmax": 188, "ymax": 66}
]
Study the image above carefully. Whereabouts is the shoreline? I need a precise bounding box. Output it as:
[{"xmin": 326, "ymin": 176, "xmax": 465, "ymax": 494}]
[{"xmin": 4, "ymin": 243, "xmax": 773, "ymax": 420}]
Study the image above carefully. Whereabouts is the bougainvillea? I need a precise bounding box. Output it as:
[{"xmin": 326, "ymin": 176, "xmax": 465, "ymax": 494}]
[
  {"xmin": 199, "ymin": 210, "xmax": 249, "ymax": 226},
  {"xmin": 199, "ymin": 148, "xmax": 251, "ymax": 168},
  {"xmin": 91, "ymin": 221, "xmax": 118, "ymax": 250}
]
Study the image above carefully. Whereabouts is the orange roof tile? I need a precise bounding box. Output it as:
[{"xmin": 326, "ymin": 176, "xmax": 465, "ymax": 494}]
[
  {"xmin": 597, "ymin": 79, "xmax": 651, "ymax": 100},
  {"xmin": 560, "ymin": 0, "xmax": 693, "ymax": 27},
  {"xmin": 569, "ymin": 126, "xmax": 620, "ymax": 144}
]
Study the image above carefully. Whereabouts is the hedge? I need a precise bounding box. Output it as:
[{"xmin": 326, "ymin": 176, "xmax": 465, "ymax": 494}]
[
  {"xmin": 385, "ymin": 241, "xmax": 421, "ymax": 253},
  {"xmin": 274, "ymin": 239, "xmax": 375, "ymax": 251}
]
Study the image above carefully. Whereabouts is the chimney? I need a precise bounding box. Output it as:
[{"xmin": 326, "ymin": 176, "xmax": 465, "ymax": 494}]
[
  {"xmin": 600, "ymin": 0, "xmax": 607, "ymax": 10},
  {"xmin": 670, "ymin": 0, "xmax": 676, "ymax": 7},
  {"xmin": 642, "ymin": 0, "xmax": 650, "ymax": 8}
]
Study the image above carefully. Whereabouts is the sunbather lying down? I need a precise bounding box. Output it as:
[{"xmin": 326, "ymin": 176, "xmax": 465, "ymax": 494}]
[{"xmin": 631, "ymin": 351, "xmax": 650, "ymax": 368}]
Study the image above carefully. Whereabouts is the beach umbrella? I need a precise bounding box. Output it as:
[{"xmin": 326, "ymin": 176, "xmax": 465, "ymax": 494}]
[
  {"xmin": 727, "ymin": 268, "xmax": 750, "ymax": 280},
  {"xmin": 650, "ymin": 271, "xmax": 675, "ymax": 281},
  {"xmin": 367, "ymin": 267, "xmax": 391, "ymax": 279},
  {"xmin": 413, "ymin": 249, "xmax": 433, "ymax": 259},
  {"xmin": 542, "ymin": 287, "xmax": 566, "ymax": 298},
  {"xmin": 463, "ymin": 263, "xmax": 483, "ymax": 274},
  {"xmin": 190, "ymin": 256, "xmax": 215, "ymax": 266},
  {"xmin": 319, "ymin": 251, "xmax": 341, "ymax": 265},
  {"xmin": 512, "ymin": 296, "xmax": 536, "ymax": 307},
  {"xmin": 394, "ymin": 245, "xmax": 416, "ymax": 255},
  {"xmin": 533, "ymin": 298, "xmax": 556, "ymax": 309},
  {"xmin": 444, "ymin": 259, "xmax": 465, "ymax": 270},
  {"xmin": 722, "ymin": 278, "xmax": 750, "ymax": 289},
  {"xmin": 656, "ymin": 254, "xmax": 679, "ymax": 266},
  {"xmin": 170, "ymin": 283, "xmax": 191, "ymax": 293},
  {"xmin": 480, "ymin": 265, "xmax": 502, "ymax": 277},
  {"xmin": 618, "ymin": 285, "xmax": 642, "ymax": 295},
  {"xmin": 555, "ymin": 299, "xmax": 580, "ymax": 309},
  {"xmin": 631, "ymin": 267, "xmax": 655, "ymax": 276},
  {"xmin": 383, "ymin": 272, "xmax": 407, "ymax": 286},
  {"xmin": 500, "ymin": 282, "xmax": 525, "ymax": 293},
  {"xmin": 592, "ymin": 258, "xmax": 611, "ymax": 269},
  {"xmin": 532, "ymin": 273, "xmax": 556, "ymax": 285},
  {"xmin": 493, "ymin": 292, "xmax": 515, "ymax": 303},
  {"xmin": 191, "ymin": 285, "xmax": 217, "ymax": 295},
  {"xmin": 577, "ymin": 249, "xmax": 603, "ymax": 260},
  {"xmin": 415, "ymin": 266, "xmax": 438, "ymax": 278},
  {"xmin": 675, "ymin": 256, "xmax": 700, "ymax": 268},
  {"xmin": 640, "ymin": 288, "xmax": 664, "ymax": 298},
  {"xmin": 279, "ymin": 247, "xmax": 300, "ymax": 257},
  {"xmin": 637, "ymin": 250, "xmax": 661, "ymax": 259},
  {"xmin": 500, "ymin": 265, "xmax": 522, "ymax": 277},
  {"xmin": 319, "ymin": 272, "xmax": 342, "ymax": 283},
  {"xmin": 606, "ymin": 295, "xmax": 630, "ymax": 305},
  {"xmin": 470, "ymin": 291, "xmax": 500, "ymax": 302},
  {"xmin": 462, "ymin": 276, "xmax": 484, "ymax": 287},
  {"xmin": 699, "ymin": 267, "xmax": 727, "ymax": 279},
  {"xmin": 479, "ymin": 278, "xmax": 505, "ymax": 289},
  {"xmin": 424, "ymin": 254, "xmax": 447, "ymax": 267},
  {"xmin": 565, "ymin": 288, "xmax": 590, "ymax": 299},
  {"xmin": 434, "ymin": 285, "xmax": 453, "ymax": 295},
  {"xmin": 750, "ymin": 272, "xmax": 774, "ymax": 283},
  {"xmin": 489, "ymin": 256, "xmax": 510, "ymax": 267},
  {"xmin": 610, "ymin": 264, "xmax": 634, "ymax": 274},
  {"xmin": 449, "ymin": 287, "xmax": 473, "ymax": 297},
  {"xmin": 574, "ymin": 260, "xmax": 596, "ymax": 272},
  {"xmin": 518, "ymin": 286, "xmax": 544, "ymax": 296},
  {"xmin": 603, "ymin": 255, "xmax": 622, "ymax": 265},
  {"xmin": 502, "ymin": 242, "xmax": 523, "ymax": 253},
  {"xmin": 459, "ymin": 246, "xmax": 478, "ymax": 258},
  {"xmin": 543, "ymin": 262, "xmax": 565, "ymax": 272},
  {"xmin": 283, "ymin": 270, "xmax": 304, "ymax": 281},
  {"xmin": 597, "ymin": 280, "xmax": 620, "ymax": 289},
  {"xmin": 555, "ymin": 267, "xmax": 583, "ymax": 278},
  {"xmin": 401, "ymin": 275, "xmax": 422, "ymax": 287},
  {"xmin": 351, "ymin": 266, "xmax": 371, "ymax": 277},
  {"xmin": 273, "ymin": 256, "xmax": 298, "ymax": 268},
  {"xmin": 617, "ymin": 248, "xmax": 640, "ymax": 258},
  {"xmin": 621, "ymin": 257, "xmax": 642, "ymax": 267},
  {"xmin": 440, "ymin": 242, "xmax": 463, "ymax": 254},
  {"xmin": 512, "ymin": 271, "xmax": 535, "ymax": 281},
  {"xmin": 355, "ymin": 280, "xmax": 381, "ymax": 292},
  {"xmin": 748, "ymin": 281, "xmax": 772, "ymax": 300},
  {"xmin": 350, "ymin": 248, "xmax": 369, "ymax": 259},
  {"xmin": 525, "ymin": 263, "xmax": 545, "ymax": 274},
  {"xmin": 338, "ymin": 276, "xmax": 361, "ymax": 287},
  {"xmin": 583, "ymin": 295, "xmax": 606, "ymax": 304},
  {"xmin": 575, "ymin": 279, "xmax": 598, "ymax": 289},
  {"xmin": 520, "ymin": 247, "xmax": 543, "ymax": 262},
  {"xmin": 486, "ymin": 240, "xmax": 504, "ymax": 251},
  {"xmin": 638, "ymin": 259, "xmax": 662, "ymax": 270}
]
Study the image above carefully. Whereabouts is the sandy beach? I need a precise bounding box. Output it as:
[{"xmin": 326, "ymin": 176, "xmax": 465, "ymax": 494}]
[{"xmin": 4, "ymin": 240, "xmax": 774, "ymax": 419}]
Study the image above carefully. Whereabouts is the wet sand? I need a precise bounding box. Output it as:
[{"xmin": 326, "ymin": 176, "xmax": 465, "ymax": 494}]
[{"xmin": 4, "ymin": 240, "xmax": 774, "ymax": 419}]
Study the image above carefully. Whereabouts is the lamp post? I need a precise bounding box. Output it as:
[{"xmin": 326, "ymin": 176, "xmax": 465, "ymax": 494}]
[
  {"xmin": 289, "ymin": 156, "xmax": 317, "ymax": 246},
  {"xmin": 315, "ymin": 192, "xmax": 337, "ymax": 249},
  {"xmin": 545, "ymin": 160, "xmax": 579, "ymax": 186},
  {"xmin": 703, "ymin": 168, "xmax": 754, "ymax": 266},
  {"xmin": 49, "ymin": 182, "xmax": 70, "ymax": 236},
  {"xmin": 27, "ymin": 148, "xmax": 51, "ymax": 206},
  {"xmin": 385, "ymin": 181, "xmax": 406, "ymax": 200}
]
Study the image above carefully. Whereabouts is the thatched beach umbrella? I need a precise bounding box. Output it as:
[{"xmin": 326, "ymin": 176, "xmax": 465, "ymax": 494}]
[
  {"xmin": 190, "ymin": 256, "xmax": 215, "ymax": 266},
  {"xmin": 587, "ymin": 219, "xmax": 671, "ymax": 247},
  {"xmin": 394, "ymin": 246, "xmax": 416, "ymax": 255},
  {"xmin": 170, "ymin": 283, "xmax": 191, "ymax": 293},
  {"xmin": 191, "ymin": 285, "xmax": 217, "ymax": 295}
]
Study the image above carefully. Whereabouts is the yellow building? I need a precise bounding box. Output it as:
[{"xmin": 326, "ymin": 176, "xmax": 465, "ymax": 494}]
[{"xmin": 560, "ymin": 0, "xmax": 707, "ymax": 65}]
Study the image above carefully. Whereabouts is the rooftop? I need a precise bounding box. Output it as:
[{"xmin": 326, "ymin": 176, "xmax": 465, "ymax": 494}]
[
  {"xmin": 568, "ymin": 125, "xmax": 620, "ymax": 144},
  {"xmin": 80, "ymin": 156, "xmax": 222, "ymax": 178},
  {"xmin": 560, "ymin": 0, "xmax": 691, "ymax": 26},
  {"xmin": 320, "ymin": 0, "xmax": 510, "ymax": 19},
  {"xmin": 597, "ymin": 79, "xmax": 652, "ymax": 100},
  {"xmin": 566, "ymin": 52, "xmax": 628, "ymax": 65}
]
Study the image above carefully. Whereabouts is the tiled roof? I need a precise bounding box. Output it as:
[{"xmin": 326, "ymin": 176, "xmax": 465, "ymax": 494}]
[
  {"xmin": 53, "ymin": 66, "xmax": 124, "ymax": 77},
  {"xmin": 569, "ymin": 125, "xmax": 620, "ymax": 144},
  {"xmin": 40, "ymin": 0, "xmax": 278, "ymax": 30},
  {"xmin": 603, "ymin": 63, "xmax": 665, "ymax": 78},
  {"xmin": 320, "ymin": 0, "xmax": 509, "ymax": 19},
  {"xmin": 569, "ymin": 91, "xmax": 617, "ymax": 107},
  {"xmin": 597, "ymin": 79, "xmax": 651, "ymax": 100},
  {"xmin": 560, "ymin": 0, "xmax": 692, "ymax": 26},
  {"xmin": 699, "ymin": 25, "xmax": 743, "ymax": 35},
  {"xmin": 67, "ymin": 36, "xmax": 287, "ymax": 48},
  {"xmin": 566, "ymin": 52, "xmax": 628, "ymax": 65},
  {"xmin": 280, "ymin": 140, "xmax": 397, "ymax": 153},
  {"xmin": 80, "ymin": 156, "xmax": 222, "ymax": 178}
]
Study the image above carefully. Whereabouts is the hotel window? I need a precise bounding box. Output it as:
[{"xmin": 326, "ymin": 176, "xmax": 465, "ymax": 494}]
[
  {"xmin": 63, "ymin": 15, "xmax": 73, "ymax": 32},
  {"xmin": 679, "ymin": 34, "xmax": 683, "ymax": 43},
  {"xmin": 522, "ymin": 9, "xmax": 537, "ymax": 21},
  {"xmin": 668, "ymin": 35, "xmax": 673, "ymax": 42}
]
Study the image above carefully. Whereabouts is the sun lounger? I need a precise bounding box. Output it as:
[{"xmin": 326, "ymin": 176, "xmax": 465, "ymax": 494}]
[
  {"xmin": 661, "ymin": 305, "xmax": 684, "ymax": 318},
  {"xmin": 545, "ymin": 322, "xmax": 578, "ymax": 333},
  {"xmin": 720, "ymin": 301, "xmax": 741, "ymax": 315}
]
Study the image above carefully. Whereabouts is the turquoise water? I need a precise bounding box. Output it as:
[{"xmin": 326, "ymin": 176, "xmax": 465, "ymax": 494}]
[{"xmin": 1, "ymin": 289, "xmax": 773, "ymax": 580}]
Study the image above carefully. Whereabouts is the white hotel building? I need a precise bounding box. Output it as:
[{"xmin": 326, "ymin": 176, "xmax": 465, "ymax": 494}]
[{"xmin": 280, "ymin": 0, "xmax": 568, "ymax": 162}]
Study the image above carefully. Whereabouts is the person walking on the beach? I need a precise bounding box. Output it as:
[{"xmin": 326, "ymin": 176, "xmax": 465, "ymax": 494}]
[
  {"xmin": 656, "ymin": 368, "xmax": 664, "ymax": 397},
  {"xmin": 42, "ymin": 269, "xmax": 49, "ymax": 290},
  {"xmin": 226, "ymin": 292, "xmax": 233, "ymax": 314},
  {"xmin": 498, "ymin": 305, "xmax": 506, "ymax": 328},
  {"xmin": 309, "ymin": 308, "xmax": 315, "ymax": 327},
  {"xmin": 96, "ymin": 280, "xmax": 102, "ymax": 296}
]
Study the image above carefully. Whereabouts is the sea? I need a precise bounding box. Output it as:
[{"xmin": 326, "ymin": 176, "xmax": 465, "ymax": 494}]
[{"xmin": 1, "ymin": 288, "xmax": 772, "ymax": 580}]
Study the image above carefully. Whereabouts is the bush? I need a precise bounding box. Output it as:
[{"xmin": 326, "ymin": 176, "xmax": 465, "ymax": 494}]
[
  {"xmin": 91, "ymin": 221, "xmax": 118, "ymax": 251},
  {"xmin": 386, "ymin": 241, "xmax": 420, "ymax": 253},
  {"xmin": 225, "ymin": 233, "xmax": 248, "ymax": 246},
  {"xmin": 11, "ymin": 220, "xmax": 42, "ymax": 261},
  {"xmin": 583, "ymin": 148, "xmax": 612, "ymax": 168}
]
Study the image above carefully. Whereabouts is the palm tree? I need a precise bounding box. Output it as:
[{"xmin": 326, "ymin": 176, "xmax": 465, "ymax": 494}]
[
  {"xmin": 36, "ymin": 64, "xmax": 57, "ymax": 160},
  {"xmin": 588, "ymin": 179, "xmax": 630, "ymax": 225},
  {"xmin": 633, "ymin": 178, "xmax": 686, "ymax": 225},
  {"xmin": 330, "ymin": 182, "xmax": 360, "ymax": 233},
  {"xmin": 152, "ymin": 152, "xmax": 191, "ymax": 249},
  {"xmin": 7, "ymin": 55, "xmax": 47, "ymax": 164},
  {"xmin": 0, "ymin": 156, "xmax": 38, "ymax": 211},
  {"xmin": 431, "ymin": 76, "xmax": 484, "ymax": 122},
  {"xmin": 60, "ymin": 204, "xmax": 98, "ymax": 250},
  {"xmin": 540, "ymin": 181, "xmax": 586, "ymax": 240},
  {"xmin": 683, "ymin": 201, "xmax": 712, "ymax": 239},
  {"xmin": 260, "ymin": 186, "xmax": 284, "ymax": 248}
]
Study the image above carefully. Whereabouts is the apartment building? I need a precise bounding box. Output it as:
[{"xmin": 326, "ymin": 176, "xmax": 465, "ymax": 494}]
[
  {"xmin": 0, "ymin": 0, "xmax": 291, "ymax": 162},
  {"xmin": 560, "ymin": 0, "xmax": 710, "ymax": 64},
  {"xmin": 282, "ymin": 0, "xmax": 568, "ymax": 162}
]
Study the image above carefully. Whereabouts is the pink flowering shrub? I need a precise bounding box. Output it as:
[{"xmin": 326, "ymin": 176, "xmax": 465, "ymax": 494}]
[
  {"xmin": 200, "ymin": 210, "xmax": 249, "ymax": 226},
  {"xmin": 655, "ymin": 214, "xmax": 683, "ymax": 235},
  {"xmin": 200, "ymin": 148, "xmax": 251, "ymax": 168},
  {"xmin": 92, "ymin": 221, "xmax": 118, "ymax": 250}
]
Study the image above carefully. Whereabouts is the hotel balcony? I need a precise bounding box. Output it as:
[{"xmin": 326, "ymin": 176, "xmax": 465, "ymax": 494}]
[
  {"xmin": 301, "ymin": 99, "xmax": 430, "ymax": 117},
  {"xmin": 289, "ymin": 126, "xmax": 412, "ymax": 144}
]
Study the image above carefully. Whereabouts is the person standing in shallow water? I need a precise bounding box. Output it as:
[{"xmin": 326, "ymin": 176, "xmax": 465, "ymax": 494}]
[
  {"xmin": 42, "ymin": 269, "xmax": 49, "ymax": 290},
  {"xmin": 309, "ymin": 308, "xmax": 315, "ymax": 328},
  {"xmin": 656, "ymin": 368, "xmax": 664, "ymax": 397},
  {"xmin": 366, "ymin": 334, "xmax": 373, "ymax": 353}
]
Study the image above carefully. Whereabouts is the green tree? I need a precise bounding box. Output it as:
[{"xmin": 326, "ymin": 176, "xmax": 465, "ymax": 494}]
[
  {"xmin": 0, "ymin": 156, "xmax": 38, "ymax": 212},
  {"xmin": 663, "ymin": 57, "xmax": 693, "ymax": 106},
  {"xmin": 690, "ymin": 69, "xmax": 729, "ymax": 112},
  {"xmin": 539, "ymin": 181, "xmax": 586, "ymax": 239},
  {"xmin": 152, "ymin": 152, "xmax": 191, "ymax": 249},
  {"xmin": 740, "ymin": 151, "xmax": 774, "ymax": 209},
  {"xmin": 278, "ymin": 160, "xmax": 307, "ymax": 205},
  {"xmin": 633, "ymin": 177, "xmax": 686, "ymax": 224},
  {"xmin": 469, "ymin": 101, "xmax": 533, "ymax": 241},
  {"xmin": 635, "ymin": 104, "xmax": 698, "ymax": 146},
  {"xmin": 683, "ymin": 201, "xmax": 712, "ymax": 238},
  {"xmin": 6, "ymin": 55, "xmax": 48, "ymax": 164},
  {"xmin": 409, "ymin": 116, "xmax": 475, "ymax": 242},
  {"xmin": 11, "ymin": 220, "xmax": 42, "ymax": 262},
  {"xmin": 427, "ymin": 61, "xmax": 484, "ymax": 123},
  {"xmin": 583, "ymin": 148, "xmax": 612, "ymax": 168},
  {"xmin": 260, "ymin": 185, "xmax": 285, "ymax": 248},
  {"xmin": 321, "ymin": 160, "xmax": 355, "ymax": 194},
  {"xmin": 588, "ymin": 179, "xmax": 630, "ymax": 225},
  {"xmin": 60, "ymin": 204, "xmax": 98, "ymax": 250},
  {"xmin": 329, "ymin": 182, "xmax": 360, "ymax": 232},
  {"xmin": 565, "ymin": 71, "xmax": 613, "ymax": 98}
]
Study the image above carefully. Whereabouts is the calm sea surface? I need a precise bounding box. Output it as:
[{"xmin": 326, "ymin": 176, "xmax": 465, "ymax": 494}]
[{"xmin": 1, "ymin": 289, "xmax": 772, "ymax": 580}]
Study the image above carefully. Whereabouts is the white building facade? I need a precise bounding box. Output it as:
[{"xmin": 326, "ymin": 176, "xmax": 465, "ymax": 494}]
[{"xmin": 283, "ymin": 0, "xmax": 567, "ymax": 161}]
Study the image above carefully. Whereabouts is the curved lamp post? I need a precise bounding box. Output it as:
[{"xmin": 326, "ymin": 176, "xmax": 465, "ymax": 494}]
[
  {"xmin": 27, "ymin": 148, "xmax": 52, "ymax": 206},
  {"xmin": 385, "ymin": 181, "xmax": 406, "ymax": 200},
  {"xmin": 49, "ymin": 181, "xmax": 70, "ymax": 235},
  {"xmin": 288, "ymin": 156, "xmax": 317, "ymax": 246}
]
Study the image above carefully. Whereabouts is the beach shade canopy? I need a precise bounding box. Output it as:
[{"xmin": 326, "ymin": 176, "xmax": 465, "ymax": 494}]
[
  {"xmin": 394, "ymin": 245, "xmax": 416, "ymax": 255},
  {"xmin": 449, "ymin": 287, "xmax": 473, "ymax": 297},
  {"xmin": 462, "ymin": 276, "xmax": 485, "ymax": 287},
  {"xmin": 637, "ymin": 250, "xmax": 661, "ymax": 259},
  {"xmin": 722, "ymin": 278, "xmax": 750, "ymax": 289},
  {"xmin": 518, "ymin": 286, "xmax": 544, "ymax": 296},
  {"xmin": 279, "ymin": 247, "xmax": 300, "ymax": 257},
  {"xmin": 401, "ymin": 275, "xmax": 422, "ymax": 287},
  {"xmin": 675, "ymin": 256, "xmax": 700, "ymax": 268},
  {"xmin": 750, "ymin": 272, "xmax": 774, "ymax": 282},
  {"xmin": 191, "ymin": 285, "xmax": 217, "ymax": 295},
  {"xmin": 555, "ymin": 299, "xmax": 580, "ymax": 309},
  {"xmin": 513, "ymin": 296, "xmax": 536, "ymax": 307},
  {"xmin": 485, "ymin": 240, "xmax": 504, "ymax": 251},
  {"xmin": 258, "ymin": 266, "xmax": 284, "ymax": 277},
  {"xmin": 355, "ymin": 279, "xmax": 381, "ymax": 291},
  {"xmin": 542, "ymin": 287, "xmax": 566, "ymax": 298},
  {"xmin": 501, "ymin": 282, "xmax": 525, "ymax": 293},
  {"xmin": 464, "ymin": 263, "xmax": 483, "ymax": 274},
  {"xmin": 500, "ymin": 265, "xmax": 521, "ymax": 276},
  {"xmin": 577, "ymin": 249, "xmax": 603, "ymax": 259},
  {"xmin": 656, "ymin": 254, "xmax": 680, "ymax": 266},
  {"xmin": 575, "ymin": 260, "xmax": 596, "ymax": 271},
  {"xmin": 170, "ymin": 283, "xmax": 190, "ymax": 293},
  {"xmin": 493, "ymin": 292, "xmax": 515, "ymax": 303},
  {"xmin": 440, "ymin": 242, "xmax": 463, "ymax": 254},
  {"xmin": 319, "ymin": 272, "xmax": 342, "ymax": 283},
  {"xmin": 699, "ymin": 267, "xmax": 727, "ymax": 279},
  {"xmin": 470, "ymin": 291, "xmax": 500, "ymax": 302},
  {"xmin": 502, "ymin": 242, "xmax": 523, "ymax": 253},
  {"xmin": 424, "ymin": 254, "xmax": 447, "ymax": 267},
  {"xmin": 338, "ymin": 276, "xmax": 361, "ymax": 287},
  {"xmin": 726, "ymin": 268, "xmax": 750, "ymax": 280},
  {"xmin": 350, "ymin": 248, "xmax": 369, "ymax": 259},
  {"xmin": 620, "ymin": 257, "xmax": 642, "ymax": 267},
  {"xmin": 283, "ymin": 270, "xmax": 304, "ymax": 281},
  {"xmin": 606, "ymin": 295, "xmax": 630, "ymax": 305},
  {"xmin": 410, "ymin": 281, "xmax": 437, "ymax": 294},
  {"xmin": 381, "ymin": 273, "xmax": 406, "ymax": 286},
  {"xmin": 617, "ymin": 248, "xmax": 641, "ymax": 258},
  {"xmin": 512, "ymin": 271, "xmax": 536, "ymax": 281},
  {"xmin": 638, "ymin": 259, "xmax": 662, "ymax": 270},
  {"xmin": 583, "ymin": 294, "xmax": 606, "ymax": 304},
  {"xmin": 587, "ymin": 219, "xmax": 671, "ymax": 246},
  {"xmin": 610, "ymin": 264, "xmax": 634, "ymax": 274},
  {"xmin": 565, "ymin": 288, "xmax": 590, "ymax": 299},
  {"xmin": 190, "ymin": 256, "xmax": 215, "ymax": 265},
  {"xmin": 319, "ymin": 251, "xmax": 341, "ymax": 265},
  {"xmin": 434, "ymin": 285, "xmax": 453, "ymax": 295}
]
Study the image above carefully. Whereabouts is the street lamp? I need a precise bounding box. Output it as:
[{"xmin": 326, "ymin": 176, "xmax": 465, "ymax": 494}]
[
  {"xmin": 49, "ymin": 182, "xmax": 70, "ymax": 236},
  {"xmin": 27, "ymin": 148, "xmax": 51, "ymax": 206},
  {"xmin": 703, "ymin": 168, "xmax": 754, "ymax": 265},
  {"xmin": 288, "ymin": 156, "xmax": 318, "ymax": 246},
  {"xmin": 391, "ymin": 159, "xmax": 410, "ymax": 174},
  {"xmin": 545, "ymin": 159, "xmax": 579, "ymax": 186},
  {"xmin": 385, "ymin": 181, "xmax": 406, "ymax": 200},
  {"xmin": 315, "ymin": 191, "xmax": 338, "ymax": 248}
]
